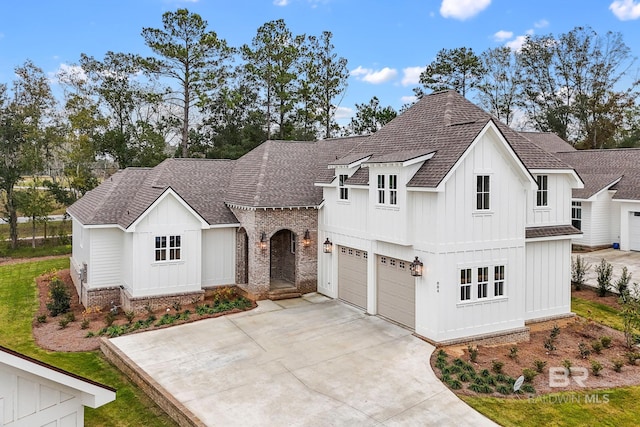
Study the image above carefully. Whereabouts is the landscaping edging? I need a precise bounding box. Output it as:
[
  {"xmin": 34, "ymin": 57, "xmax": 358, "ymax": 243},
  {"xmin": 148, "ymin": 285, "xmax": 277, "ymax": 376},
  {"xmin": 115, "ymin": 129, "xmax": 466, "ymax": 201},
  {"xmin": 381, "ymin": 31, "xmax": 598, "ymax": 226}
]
[{"xmin": 100, "ymin": 338, "xmax": 206, "ymax": 427}]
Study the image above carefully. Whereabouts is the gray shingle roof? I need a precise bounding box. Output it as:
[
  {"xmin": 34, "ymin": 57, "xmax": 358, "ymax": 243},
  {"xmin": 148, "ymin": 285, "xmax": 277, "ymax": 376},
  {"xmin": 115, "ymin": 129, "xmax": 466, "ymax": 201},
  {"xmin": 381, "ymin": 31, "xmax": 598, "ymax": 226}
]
[
  {"xmin": 68, "ymin": 159, "xmax": 238, "ymax": 227},
  {"xmin": 556, "ymin": 149, "xmax": 640, "ymax": 200},
  {"xmin": 525, "ymin": 225, "xmax": 582, "ymax": 239},
  {"xmin": 519, "ymin": 132, "xmax": 576, "ymax": 153},
  {"xmin": 329, "ymin": 91, "xmax": 571, "ymax": 189}
]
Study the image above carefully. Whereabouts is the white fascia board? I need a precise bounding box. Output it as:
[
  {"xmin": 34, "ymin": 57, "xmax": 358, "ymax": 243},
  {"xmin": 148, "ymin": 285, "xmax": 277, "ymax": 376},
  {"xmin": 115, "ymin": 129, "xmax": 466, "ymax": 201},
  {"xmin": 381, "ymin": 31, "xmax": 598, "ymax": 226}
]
[
  {"xmin": 436, "ymin": 120, "xmax": 537, "ymax": 192},
  {"xmin": 530, "ymin": 168, "xmax": 585, "ymax": 189},
  {"xmin": 586, "ymin": 178, "xmax": 622, "ymax": 201},
  {"xmin": 205, "ymin": 223, "xmax": 241, "ymax": 229},
  {"xmin": 315, "ymin": 182, "xmax": 334, "ymax": 188},
  {"xmin": 84, "ymin": 224, "xmax": 126, "ymax": 231},
  {"xmin": 327, "ymin": 156, "xmax": 371, "ymax": 170},
  {"xmin": 403, "ymin": 152, "xmax": 436, "ymax": 167},
  {"xmin": 611, "ymin": 198, "xmax": 640, "ymax": 204},
  {"xmin": 526, "ymin": 234, "xmax": 583, "ymax": 242},
  {"xmin": 127, "ymin": 187, "xmax": 209, "ymax": 232},
  {"xmin": 407, "ymin": 186, "xmax": 441, "ymax": 192}
]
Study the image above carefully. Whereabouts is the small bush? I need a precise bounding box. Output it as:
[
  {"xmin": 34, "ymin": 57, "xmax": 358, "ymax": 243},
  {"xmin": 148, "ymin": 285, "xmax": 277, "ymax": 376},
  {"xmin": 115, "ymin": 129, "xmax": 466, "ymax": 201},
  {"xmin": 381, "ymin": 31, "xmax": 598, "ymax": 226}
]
[
  {"xmin": 544, "ymin": 338, "xmax": 557, "ymax": 353},
  {"xmin": 58, "ymin": 317, "xmax": 70, "ymax": 329},
  {"xmin": 562, "ymin": 359, "xmax": 573, "ymax": 376},
  {"xmin": 578, "ymin": 342, "xmax": 591, "ymax": 359},
  {"xmin": 104, "ymin": 311, "xmax": 116, "ymax": 327},
  {"xmin": 595, "ymin": 258, "xmax": 613, "ymax": 297},
  {"xmin": 65, "ymin": 312, "xmax": 75, "ymax": 322},
  {"xmin": 600, "ymin": 336, "xmax": 612, "ymax": 349},
  {"xmin": 144, "ymin": 303, "xmax": 154, "ymax": 315},
  {"xmin": 462, "ymin": 363, "xmax": 476, "ymax": 374},
  {"xmin": 473, "ymin": 376, "xmax": 487, "ymax": 386},
  {"xmin": 615, "ymin": 266, "xmax": 632, "ymax": 298},
  {"xmin": 480, "ymin": 369, "xmax": 491, "ymax": 378},
  {"xmin": 36, "ymin": 314, "xmax": 47, "ymax": 323},
  {"xmin": 625, "ymin": 352, "xmax": 639, "ymax": 365},
  {"xmin": 453, "ymin": 358, "xmax": 465, "ymax": 367},
  {"xmin": 437, "ymin": 349, "xmax": 448, "ymax": 359},
  {"xmin": 46, "ymin": 275, "xmax": 71, "ymax": 317},
  {"xmin": 496, "ymin": 384, "xmax": 511, "ymax": 395},
  {"xmin": 495, "ymin": 373, "xmax": 512, "ymax": 384},
  {"xmin": 458, "ymin": 372, "xmax": 471, "ymax": 382},
  {"xmin": 448, "ymin": 379, "xmax": 462, "ymax": 390},
  {"xmin": 469, "ymin": 383, "xmax": 493, "ymax": 394},
  {"xmin": 612, "ymin": 359, "xmax": 624, "ymax": 373},
  {"xmin": 571, "ymin": 255, "xmax": 592, "ymax": 290},
  {"xmin": 85, "ymin": 331, "xmax": 95, "ymax": 338},
  {"xmin": 491, "ymin": 360, "xmax": 504, "ymax": 374},
  {"xmin": 520, "ymin": 384, "xmax": 536, "ymax": 394},
  {"xmin": 550, "ymin": 323, "xmax": 560, "ymax": 340},
  {"xmin": 591, "ymin": 360, "xmax": 603, "ymax": 376},
  {"xmin": 467, "ymin": 345, "xmax": 478, "ymax": 362},
  {"xmin": 591, "ymin": 340, "xmax": 603, "ymax": 355},
  {"xmin": 435, "ymin": 358, "xmax": 447, "ymax": 370},
  {"xmin": 508, "ymin": 346, "xmax": 519, "ymax": 361},
  {"xmin": 125, "ymin": 311, "xmax": 135, "ymax": 324},
  {"xmin": 533, "ymin": 360, "xmax": 547, "ymax": 373},
  {"xmin": 81, "ymin": 318, "xmax": 90, "ymax": 329},
  {"xmin": 522, "ymin": 368, "xmax": 537, "ymax": 383},
  {"xmin": 172, "ymin": 300, "xmax": 182, "ymax": 312}
]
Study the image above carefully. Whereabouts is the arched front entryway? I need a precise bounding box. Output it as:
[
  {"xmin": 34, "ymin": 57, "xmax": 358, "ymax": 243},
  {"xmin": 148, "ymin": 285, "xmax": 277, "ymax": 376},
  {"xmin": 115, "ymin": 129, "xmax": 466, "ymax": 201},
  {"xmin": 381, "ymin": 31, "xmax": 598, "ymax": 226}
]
[
  {"xmin": 236, "ymin": 228, "xmax": 249, "ymax": 285},
  {"xmin": 270, "ymin": 229, "xmax": 296, "ymax": 290}
]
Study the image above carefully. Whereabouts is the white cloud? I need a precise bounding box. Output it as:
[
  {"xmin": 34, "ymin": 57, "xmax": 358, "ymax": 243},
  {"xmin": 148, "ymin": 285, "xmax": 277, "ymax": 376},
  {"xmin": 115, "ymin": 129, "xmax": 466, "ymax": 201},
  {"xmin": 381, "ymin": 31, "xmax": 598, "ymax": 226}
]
[
  {"xmin": 351, "ymin": 66, "xmax": 398, "ymax": 84},
  {"xmin": 274, "ymin": 0, "xmax": 289, "ymax": 5},
  {"xmin": 610, "ymin": 0, "xmax": 640, "ymax": 20},
  {"xmin": 505, "ymin": 35, "xmax": 528, "ymax": 52},
  {"xmin": 401, "ymin": 66, "xmax": 425, "ymax": 87},
  {"xmin": 440, "ymin": 0, "xmax": 491, "ymax": 20},
  {"xmin": 493, "ymin": 30, "xmax": 513, "ymax": 42},
  {"xmin": 334, "ymin": 106, "xmax": 353, "ymax": 120},
  {"xmin": 50, "ymin": 63, "xmax": 87, "ymax": 85},
  {"xmin": 401, "ymin": 95, "xmax": 417, "ymax": 104},
  {"xmin": 534, "ymin": 19, "xmax": 549, "ymax": 28}
]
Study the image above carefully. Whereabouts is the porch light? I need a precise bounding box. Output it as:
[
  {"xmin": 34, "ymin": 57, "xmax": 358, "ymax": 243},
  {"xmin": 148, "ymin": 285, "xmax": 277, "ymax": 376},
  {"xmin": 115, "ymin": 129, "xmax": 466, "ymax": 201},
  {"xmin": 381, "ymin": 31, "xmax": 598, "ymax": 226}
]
[
  {"xmin": 259, "ymin": 232, "xmax": 267, "ymax": 251},
  {"xmin": 303, "ymin": 229, "xmax": 311, "ymax": 247},
  {"xmin": 323, "ymin": 238, "xmax": 333, "ymax": 253},
  {"xmin": 409, "ymin": 256, "xmax": 424, "ymax": 277}
]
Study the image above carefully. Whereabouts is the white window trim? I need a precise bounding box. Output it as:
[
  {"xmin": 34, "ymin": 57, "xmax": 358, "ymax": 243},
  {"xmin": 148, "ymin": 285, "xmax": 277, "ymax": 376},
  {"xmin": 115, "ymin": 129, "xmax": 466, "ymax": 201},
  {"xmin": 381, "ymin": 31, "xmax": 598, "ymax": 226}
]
[
  {"xmin": 376, "ymin": 173, "xmax": 399, "ymax": 207},
  {"xmin": 535, "ymin": 175, "xmax": 549, "ymax": 208},
  {"xmin": 154, "ymin": 235, "xmax": 182, "ymax": 263},
  {"xmin": 457, "ymin": 263, "xmax": 508, "ymax": 305},
  {"xmin": 338, "ymin": 174, "xmax": 349, "ymax": 201},
  {"xmin": 571, "ymin": 201, "xmax": 582, "ymax": 230},
  {"xmin": 474, "ymin": 174, "xmax": 492, "ymax": 213}
]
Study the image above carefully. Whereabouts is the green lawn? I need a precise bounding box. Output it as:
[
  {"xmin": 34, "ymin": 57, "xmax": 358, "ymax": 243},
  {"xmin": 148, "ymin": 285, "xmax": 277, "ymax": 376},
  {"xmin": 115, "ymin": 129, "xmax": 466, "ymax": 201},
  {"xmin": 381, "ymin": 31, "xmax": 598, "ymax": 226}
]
[
  {"xmin": 0, "ymin": 258, "xmax": 176, "ymax": 426},
  {"xmin": 461, "ymin": 295, "xmax": 640, "ymax": 426}
]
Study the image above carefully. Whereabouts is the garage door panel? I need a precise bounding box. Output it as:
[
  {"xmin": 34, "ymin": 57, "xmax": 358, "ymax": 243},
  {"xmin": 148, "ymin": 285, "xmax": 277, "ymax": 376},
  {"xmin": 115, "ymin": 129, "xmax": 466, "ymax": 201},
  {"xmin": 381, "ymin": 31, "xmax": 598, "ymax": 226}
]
[
  {"xmin": 377, "ymin": 256, "xmax": 415, "ymax": 329},
  {"xmin": 630, "ymin": 213, "xmax": 640, "ymax": 251},
  {"xmin": 338, "ymin": 246, "xmax": 367, "ymax": 309}
]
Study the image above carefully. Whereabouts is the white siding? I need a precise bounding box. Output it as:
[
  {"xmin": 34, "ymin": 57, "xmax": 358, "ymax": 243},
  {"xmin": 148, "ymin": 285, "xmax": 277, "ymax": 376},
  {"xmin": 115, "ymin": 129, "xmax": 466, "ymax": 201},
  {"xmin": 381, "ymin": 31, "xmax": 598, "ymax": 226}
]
[
  {"xmin": 527, "ymin": 174, "xmax": 574, "ymax": 226},
  {"xmin": 588, "ymin": 191, "xmax": 614, "ymax": 246},
  {"xmin": 323, "ymin": 186, "xmax": 369, "ymax": 235},
  {"xmin": 610, "ymin": 199, "xmax": 621, "ymax": 244},
  {"xmin": 577, "ymin": 201, "xmax": 592, "ymax": 246},
  {"xmin": 121, "ymin": 233, "xmax": 133, "ymax": 292},
  {"xmin": 0, "ymin": 367, "xmax": 83, "ymax": 427},
  {"xmin": 130, "ymin": 193, "xmax": 203, "ymax": 297},
  {"xmin": 88, "ymin": 228, "xmax": 122, "ymax": 288},
  {"xmin": 202, "ymin": 228, "xmax": 236, "ymax": 287},
  {"xmin": 524, "ymin": 239, "xmax": 571, "ymax": 320}
]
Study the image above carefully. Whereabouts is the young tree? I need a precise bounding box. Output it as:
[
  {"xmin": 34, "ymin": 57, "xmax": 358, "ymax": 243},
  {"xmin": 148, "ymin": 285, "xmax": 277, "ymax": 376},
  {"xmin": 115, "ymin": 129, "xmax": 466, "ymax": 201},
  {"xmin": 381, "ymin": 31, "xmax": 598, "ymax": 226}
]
[
  {"xmin": 15, "ymin": 182, "xmax": 55, "ymax": 248},
  {"xmin": 418, "ymin": 47, "xmax": 485, "ymax": 98},
  {"xmin": 476, "ymin": 47, "xmax": 522, "ymax": 126},
  {"xmin": 347, "ymin": 96, "xmax": 397, "ymax": 135},
  {"xmin": 0, "ymin": 61, "xmax": 56, "ymax": 249},
  {"xmin": 141, "ymin": 8, "xmax": 232, "ymax": 157}
]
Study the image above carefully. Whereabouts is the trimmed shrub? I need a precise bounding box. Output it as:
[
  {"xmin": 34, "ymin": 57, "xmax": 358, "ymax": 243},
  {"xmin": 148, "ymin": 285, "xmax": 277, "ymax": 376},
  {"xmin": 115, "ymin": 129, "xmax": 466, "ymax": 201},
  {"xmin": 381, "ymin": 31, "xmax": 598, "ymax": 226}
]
[
  {"xmin": 601, "ymin": 336, "xmax": 612, "ymax": 349},
  {"xmin": 595, "ymin": 259, "xmax": 613, "ymax": 297},
  {"xmin": 522, "ymin": 368, "xmax": 537, "ymax": 383},
  {"xmin": 533, "ymin": 360, "xmax": 547, "ymax": 373},
  {"xmin": 571, "ymin": 255, "xmax": 592, "ymax": 290},
  {"xmin": 46, "ymin": 275, "xmax": 70, "ymax": 317},
  {"xmin": 491, "ymin": 360, "xmax": 504, "ymax": 374}
]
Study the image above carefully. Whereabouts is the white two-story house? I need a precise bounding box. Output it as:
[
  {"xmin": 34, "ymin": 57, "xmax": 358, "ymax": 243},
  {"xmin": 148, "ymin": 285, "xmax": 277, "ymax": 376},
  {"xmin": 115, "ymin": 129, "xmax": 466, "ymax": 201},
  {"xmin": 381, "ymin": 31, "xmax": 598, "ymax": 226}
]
[{"xmin": 68, "ymin": 90, "xmax": 582, "ymax": 345}]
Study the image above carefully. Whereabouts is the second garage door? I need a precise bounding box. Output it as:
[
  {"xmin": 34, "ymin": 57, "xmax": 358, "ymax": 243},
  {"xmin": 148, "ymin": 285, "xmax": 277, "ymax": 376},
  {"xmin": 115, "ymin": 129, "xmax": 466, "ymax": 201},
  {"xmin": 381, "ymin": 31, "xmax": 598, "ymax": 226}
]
[
  {"xmin": 630, "ymin": 212, "xmax": 640, "ymax": 251},
  {"xmin": 377, "ymin": 255, "xmax": 415, "ymax": 329},
  {"xmin": 338, "ymin": 246, "xmax": 368, "ymax": 309}
]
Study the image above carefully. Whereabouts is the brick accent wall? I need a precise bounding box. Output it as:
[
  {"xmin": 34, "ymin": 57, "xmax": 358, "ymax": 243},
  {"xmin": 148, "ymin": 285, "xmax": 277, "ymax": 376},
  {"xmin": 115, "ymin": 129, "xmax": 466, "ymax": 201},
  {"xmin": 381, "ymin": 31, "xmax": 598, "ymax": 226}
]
[
  {"xmin": 417, "ymin": 326, "xmax": 531, "ymax": 347},
  {"xmin": 230, "ymin": 207, "xmax": 318, "ymax": 298},
  {"xmin": 120, "ymin": 289, "xmax": 205, "ymax": 314}
]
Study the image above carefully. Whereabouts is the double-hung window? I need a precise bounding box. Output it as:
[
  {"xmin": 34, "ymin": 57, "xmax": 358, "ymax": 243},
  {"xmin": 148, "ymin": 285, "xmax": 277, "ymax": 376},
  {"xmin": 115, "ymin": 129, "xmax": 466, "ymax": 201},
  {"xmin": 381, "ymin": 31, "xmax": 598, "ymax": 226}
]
[
  {"xmin": 339, "ymin": 174, "xmax": 349, "ymax": 200},
  {"xmin": 571, "ymin": 201, "xmax": 582, "ymax": 230},
  {"xmin": 477, "ymin": 267, "xmax": 488, "ymax": 299},
  {"xmin": 460, "ymin": 268, "xmax": 472, "ymax": 301},
  {"xmin": 389, "ymin": 175, "xmax": 397, "ymax": 205},
  {"xmin": 476, "ymin": 175, "xmax": 490, "ymax": 210},
  {"xmin": 155, "ymin": 235, "xmax": 181, "ymax": 262},
  {"xmin": 536, "ymin": 175, "xmax": 548, "ymax": 207},
  {"xmin": 494, "ymin": 265, "xmax": 505, "ymax": 297},
  {"xmin": 377, "ymin": 175, "xmax": 385, "ymax": 204}
]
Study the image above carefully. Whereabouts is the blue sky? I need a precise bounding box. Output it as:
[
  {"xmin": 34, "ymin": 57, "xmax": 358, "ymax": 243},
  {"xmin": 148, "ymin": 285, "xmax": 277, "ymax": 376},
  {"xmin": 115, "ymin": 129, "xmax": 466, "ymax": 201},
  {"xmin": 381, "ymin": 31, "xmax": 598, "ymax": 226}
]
[{"xmin": 1, "ymin": 0, "xmax": 640, "ymax": 121}]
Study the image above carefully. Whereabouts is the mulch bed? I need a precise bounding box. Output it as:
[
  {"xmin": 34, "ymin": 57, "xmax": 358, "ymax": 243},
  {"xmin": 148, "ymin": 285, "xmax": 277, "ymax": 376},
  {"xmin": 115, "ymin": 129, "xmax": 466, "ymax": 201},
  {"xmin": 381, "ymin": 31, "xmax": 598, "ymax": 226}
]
[{"xmin": 33, "ymin": 269, "xmax": 256, "ymax": 352}]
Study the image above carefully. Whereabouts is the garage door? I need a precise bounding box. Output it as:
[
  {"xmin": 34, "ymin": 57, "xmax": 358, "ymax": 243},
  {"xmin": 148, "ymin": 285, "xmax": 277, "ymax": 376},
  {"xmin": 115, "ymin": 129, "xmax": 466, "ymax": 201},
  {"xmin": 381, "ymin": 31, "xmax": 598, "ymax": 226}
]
[
  {"xmin": 377, "ymin": 256, "xmax": 415, "ymax": 329},
  {"xmin": 630, "ymin": 212, "xmax": 640, "ymax": 251},
  {"xmin": 338, "ymin": 246, "xmax": 368, "ymax": 309}
]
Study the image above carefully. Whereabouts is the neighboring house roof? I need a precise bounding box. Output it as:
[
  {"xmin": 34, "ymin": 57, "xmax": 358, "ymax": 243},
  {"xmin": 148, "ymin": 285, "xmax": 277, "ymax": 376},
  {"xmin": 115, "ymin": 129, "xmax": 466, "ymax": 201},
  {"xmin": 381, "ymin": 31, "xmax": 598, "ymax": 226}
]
[
  {"xmin": 69, "ymin": 159, "xmax": 238, "ymax": 227},
  {"xmin": 0, "ymin": 345, "xmax": 116, "ymax": 408},
  {"xmin": 329, "ymin": 91, "xmax": 572, "ymax": 189},
  {"xmin": 519, "ymin": 132, "xmax": 576, "ymax": 153},
  {"xmin": 556, "ymin": 149, "xmax": 640, "ymax": 200}
]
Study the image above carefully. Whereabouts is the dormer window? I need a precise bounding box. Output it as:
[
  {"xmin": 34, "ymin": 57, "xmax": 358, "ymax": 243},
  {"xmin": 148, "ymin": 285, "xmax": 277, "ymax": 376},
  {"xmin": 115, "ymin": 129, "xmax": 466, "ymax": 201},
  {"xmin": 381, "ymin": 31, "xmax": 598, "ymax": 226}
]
[
  {"xmin": 377, "ymin": 174, "xmax": 398, "ymax": 205},
  {"xmin": 536, "ymin": 175, "xmax": 548, "ymax": 207},
  {"xmin": 339, "ymin": 174, "xmax": 349, "ymax": 200},
  {"xmin": 389, "ymin": 175, "xmax": 397, "ymax": 205},
  {"xmin": 377, "ymin": 175, "xmax": 385, "ymax": 204}
]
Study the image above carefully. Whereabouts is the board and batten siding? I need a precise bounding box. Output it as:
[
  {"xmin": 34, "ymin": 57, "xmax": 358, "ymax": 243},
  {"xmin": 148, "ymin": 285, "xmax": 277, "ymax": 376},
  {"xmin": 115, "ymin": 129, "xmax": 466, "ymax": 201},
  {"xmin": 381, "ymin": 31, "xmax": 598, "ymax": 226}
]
[
  {"xmin": 201, "ymin": 228, "xmax": 236, "ymax": 287},
  {"xmin": 524, "ymin": 239, "xmax": 571, "ymax": 320},
  {"xmin": 323, "ymin": 185, "xmax": 369, "ymax": 236},
  {"xmin": 527, "ymin": 174, "xmax": 574, "ymax": 227},
  {"xmin": 576, "ymin": 201, "xmax": 592, "ymax": 246},
  {"xmin": 587, "ymin": 191, "xmax": 614, "ymax": 247},
  {"xmin": 88, "ymin": 228, "xmax": 122, "ymax": 287},
  {"xmin": 129, "ymin": 193, "xmax": 203, "ymax": 297}
]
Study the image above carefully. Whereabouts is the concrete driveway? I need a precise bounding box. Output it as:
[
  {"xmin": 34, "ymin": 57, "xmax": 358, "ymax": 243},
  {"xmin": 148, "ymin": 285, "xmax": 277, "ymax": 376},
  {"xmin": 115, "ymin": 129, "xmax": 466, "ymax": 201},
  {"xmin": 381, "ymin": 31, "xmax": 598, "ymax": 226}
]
[
  {"xmin": 573, "ymin": 248, "xmax": 640, "ymax": 294},
  {"xmin": 109, "ymin": 295, "xmax": 496, "ymax": 426}
]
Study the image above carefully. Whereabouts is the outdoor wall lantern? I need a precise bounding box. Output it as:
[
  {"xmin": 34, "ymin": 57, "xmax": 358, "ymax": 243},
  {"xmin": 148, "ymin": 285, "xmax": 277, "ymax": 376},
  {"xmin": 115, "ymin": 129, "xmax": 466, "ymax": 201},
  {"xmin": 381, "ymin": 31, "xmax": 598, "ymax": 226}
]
[
  {"xmin": 302, "ymin": 229, "xmax": 311, "ymax": 247},
  {"xmin": 409, "ymin": 256, "xmax": 424, "ymax": 277},
  {"xmin": 259, "ymin": 232, "xmax": 268, "ymax": 251},
  {"xmin": 323, "ymin": 238, "xmax": 333, "ymax": 253}
]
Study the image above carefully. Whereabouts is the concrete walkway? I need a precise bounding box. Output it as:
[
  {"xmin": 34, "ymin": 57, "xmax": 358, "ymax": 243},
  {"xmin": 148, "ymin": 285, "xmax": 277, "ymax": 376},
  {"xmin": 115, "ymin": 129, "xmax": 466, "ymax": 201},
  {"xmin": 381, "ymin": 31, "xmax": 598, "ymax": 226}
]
[{"xmin": 109, "ymin": 295, "xmax": 496, "ymax": 426}]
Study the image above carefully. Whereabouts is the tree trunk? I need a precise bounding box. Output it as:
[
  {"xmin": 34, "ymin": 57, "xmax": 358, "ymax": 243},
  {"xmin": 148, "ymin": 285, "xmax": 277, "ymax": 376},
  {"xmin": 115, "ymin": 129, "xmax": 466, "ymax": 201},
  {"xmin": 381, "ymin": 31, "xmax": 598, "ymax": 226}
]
[
  {"xmin": 6, "ymin": 188, "xmax": 18, "ymax": 250},
  {"xmin": 32, "ymin": 216, "xmax": 36, "ymax": 249},
  {"xmin": 182, "ymin": 84, "xmax": 189, "ymax": 158}
]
